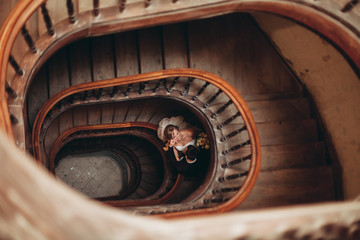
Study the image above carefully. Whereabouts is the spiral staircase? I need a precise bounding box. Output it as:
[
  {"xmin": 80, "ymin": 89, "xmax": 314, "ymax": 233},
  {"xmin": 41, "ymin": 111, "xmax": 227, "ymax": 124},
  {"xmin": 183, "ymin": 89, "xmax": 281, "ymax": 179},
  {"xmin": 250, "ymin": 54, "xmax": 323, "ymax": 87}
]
[{"xmin": 0, "ymin": 0, "xmax": 360, "ymax": 239}]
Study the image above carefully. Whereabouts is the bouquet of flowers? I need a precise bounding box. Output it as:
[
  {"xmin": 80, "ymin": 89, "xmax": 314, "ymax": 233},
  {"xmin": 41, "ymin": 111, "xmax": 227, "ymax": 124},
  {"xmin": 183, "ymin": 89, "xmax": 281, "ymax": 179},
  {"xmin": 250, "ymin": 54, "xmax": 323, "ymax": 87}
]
[{"xmin": 196, "ymin": 132, "xmax": 210, "ymax": 150}]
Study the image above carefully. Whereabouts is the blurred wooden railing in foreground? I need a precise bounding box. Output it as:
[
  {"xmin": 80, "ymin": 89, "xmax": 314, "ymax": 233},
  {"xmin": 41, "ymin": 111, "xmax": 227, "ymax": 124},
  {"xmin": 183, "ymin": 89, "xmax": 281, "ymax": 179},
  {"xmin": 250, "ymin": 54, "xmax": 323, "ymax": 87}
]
[{"xmin": 0, "ymin": 130, "xmax": 359, "ymax": 239}]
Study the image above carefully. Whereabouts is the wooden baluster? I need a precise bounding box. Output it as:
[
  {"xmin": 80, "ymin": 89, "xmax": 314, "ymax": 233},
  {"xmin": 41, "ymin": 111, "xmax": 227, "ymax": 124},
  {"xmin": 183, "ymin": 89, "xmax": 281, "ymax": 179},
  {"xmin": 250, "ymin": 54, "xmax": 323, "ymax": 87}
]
[
  {"xmin": 217, "ymin": 112, "xmax": 241, "ymax": 130},
  {"xmin": 83, "ymin": 90, "xmax": 89, "ymax": 100},
  {"xmin": 212, "ymin": 187, "xmax": 240, "ymax": 194},
  {"xmin": 139, "ymin": 81, "xmax": 148, "ymax": 94},
  {"xmin": 204, "ymin": 198, "xmax": 229, "ymax": 204},
  {"xmin": 119, "ymin": 0, "xmax": 126, "ymax": 12},
  {"xmin": 153, "ymin": 79, "xmax": 163, "ymax": 93},
  {"xmin": 181, "ymin": 77, "xmax": 194, "ymax": 96},
  {"xmin": 221, "ymin": 140, "xmax": 250, "ymax": 155},
  {"xmin": 110, "ymin": 86, "xmax": 118, "ymax": 98},
  {"xmin": 41, "ymin": 4, "xmax": 54, "ymax": 35},
  {"xmin": 124, "ymin": 84, "xmax": 133, "ymax": 96},
  {"xmin": 5, "ymin": 81, "xmax": 17, "ymax": 98},
  {"xmin": 217, "ymin": 171, "xmax": 248, "ymax": 182},
  {"xmin": 221, "ymin": 154, "xmax": 251, "ymax": 168},
  {"xmin": 203, "ymin": 89, "xmax": 222, "ymax": 109},
  {"xmin": 192, "ymin": 82, "xmax": 209, "ymax": 101},
  {"xmin": 66, "ymin": 0, "xmax": 76, "ymax": 23},
  {"xmin": 341, "ymin": 0, "xmax": 359, "ymax": 12},
  {"xmin": 211, "ymin": 100, "xmax": 232, "ymax": 119},
  {"xmin": 145, "ymin": 0, "xmax": 151, "ymax": 8},
  {"xmin": 10, "ymin": 113, "xmax": 18, "ymax": 124},
  {"xmin": 220, "ymin": 125, "xmax": 247, "ymax": 142},
  {"xmin": 93, "ymin": 0, "xmax": 100, "ymax": 16},
  {"xmin": 21, "ymin": 26, "xmax": 37, "ymax": 53},
  {"xmin": 8, "ymin": 55, "xmax": 24, "ymax": 76},
  {"xmin": 167, "ymin": 77, "xmax": 178, "ymax": 92},
  {"xmin": 218, "ymin": 174, "xmax": 247, "ymax": 184},
  {"xmin": 96, "ymin": 88, "xmax": 103, "ymax": 99}
]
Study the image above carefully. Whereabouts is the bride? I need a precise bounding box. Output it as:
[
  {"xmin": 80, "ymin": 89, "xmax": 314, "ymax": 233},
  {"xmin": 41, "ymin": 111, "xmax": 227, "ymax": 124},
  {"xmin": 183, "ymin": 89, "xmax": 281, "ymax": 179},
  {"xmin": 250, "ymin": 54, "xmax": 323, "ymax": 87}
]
[{"xmin": 157, "ymin": 116, "xmax": 198, "ymax": 164}]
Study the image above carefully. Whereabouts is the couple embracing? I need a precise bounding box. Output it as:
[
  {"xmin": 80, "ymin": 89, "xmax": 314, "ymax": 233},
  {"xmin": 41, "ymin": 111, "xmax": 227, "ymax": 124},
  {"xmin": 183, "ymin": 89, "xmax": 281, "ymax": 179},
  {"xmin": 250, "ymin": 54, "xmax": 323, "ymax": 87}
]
[{"xmin": 157, "ymin": 116, "xmax": 209, "ymax": 176}]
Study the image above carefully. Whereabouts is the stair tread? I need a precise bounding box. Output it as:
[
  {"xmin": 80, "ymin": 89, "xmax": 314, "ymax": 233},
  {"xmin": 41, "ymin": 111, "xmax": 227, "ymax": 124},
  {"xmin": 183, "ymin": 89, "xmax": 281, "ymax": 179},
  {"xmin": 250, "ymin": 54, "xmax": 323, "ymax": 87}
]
[
  {"xmin": 256, "ymin": 119, "xmax": 319, "ymax": 146},
  {"xmin": 225, "ymin": 142, "xmax": 326, "ymax": 171},
  {"xmin": 236, "ymin": 166, "xmax": 335, "ymax": 210},
  {"xmin": 242, "ymin": 92, "xmax": 303, "ymax": 101},
  {"xmin": 246, "ymin": 97, "xmax": 311, "ymax": 122}
]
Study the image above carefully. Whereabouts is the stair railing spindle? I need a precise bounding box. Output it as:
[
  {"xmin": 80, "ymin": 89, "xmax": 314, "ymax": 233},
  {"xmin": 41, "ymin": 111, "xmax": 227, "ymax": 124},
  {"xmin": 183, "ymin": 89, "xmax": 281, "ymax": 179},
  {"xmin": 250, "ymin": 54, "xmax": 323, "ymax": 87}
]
[
  {"xmin": 119, "ymin": 0, "xmax": 126, "ymax": 12},
  {"xmin": 96, "ymin": 88, "xmax": 103, "ymax": 99},
  {"xmin": 93, "ymin": 0, "xmax": 100, "ymax": 16},
  {"xmin": 167, "ymin": 77, "xmax": 178, "ymax": 92},
  {"xmin": 181, "ymin": 77, "xmax": 194, "ymax": 96},
  {"xmin": 204, "ymin": 198, "xmax": 229, "ymax": 204},
  {"xmin": 211, "ymin": 100, "xmax": 232, "ymax": 119},
  {"xmin": 192, "ymin": 82, "xmax": 209, "ymax": 101},
  {"xmin": 110, "ymin": 86, "xmax": 118, "ymax": 98},
  {"xmin": 10, "ymin": 113, "xmax": 18, "ymax": 124},
  {"xmin": 8, "ymin": 55, "xmax": 24, "ymax": 76},
  {"xmin": 220, "ymin": 125, "xmax": 247, "ymax": 142},
  {"xmin": 153, "ymin": 79, "xmax": 163, "ymax": 93},
  {"xmin": 41, "ymin": 3, "xmax": 55, "ymax": 36},
  {"xmin": 217, "ymin": 112, "xmax": 241, "ymax": 130},
  {"xmin": 203, "ymin": 89, "xmax": 222, "ymax": 109},
  {"xmin": 221, "ymin": 140, "xmax": 251, "ymax": 155},
  {"xmin": 66, "ymin": 0, "xmax": 76, "ymax": 23},
  {"xmin": 218, "ymin": 171, "xmax": 248, "ymax": 182},
  {"xmin": 212, "ymin": 187, "xmax": 240, "ymax": 194},
  {"xmin": 221, "ymin": 155, "xmax": 251, "ymax": 168},
  {"xmin": 21, "ymin": 26, "xmax": 37, "ymax": 53},
  {"xmin": 139, "ymin": 81, "xmax": 148, "ymax": 94},
  {"xmin": 124, "ymin": 84, "xmax": 133, "ymax": 96},
  {"xmin": 5, "ymin": 81, "xmax": 17, "ymax": 98},
  {"xmin": 145, "ymin": 0, "xmax": 151, "ymax": 8},
  {"xmin": 341, "ymin": 0, "xmax": 359, "ymax": 12}
]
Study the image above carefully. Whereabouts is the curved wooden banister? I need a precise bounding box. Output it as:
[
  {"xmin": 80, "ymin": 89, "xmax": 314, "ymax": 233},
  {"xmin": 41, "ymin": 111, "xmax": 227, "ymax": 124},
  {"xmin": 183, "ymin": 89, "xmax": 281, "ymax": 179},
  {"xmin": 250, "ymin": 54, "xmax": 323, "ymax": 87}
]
[
  {"xmin": 32, "ymin": 68, "xmax": 261, "ymax": 216},
  {"xmin": 1, "ymin": 128, "xmax": 360, "ymax": 240},
  {"xmin": 1, "ymin": 0, "xmax": 359, "ymax": 109},
  {"xmin": 0, "ymin": 0, "xmax": 41, "ymax": 138},
  {"xmin": 32, "ymin": 68, "xmax": 259, "ymax": 157},
  {"xmin": 0, "ymin": 0, "xmax": 358, "ymax": 235}
]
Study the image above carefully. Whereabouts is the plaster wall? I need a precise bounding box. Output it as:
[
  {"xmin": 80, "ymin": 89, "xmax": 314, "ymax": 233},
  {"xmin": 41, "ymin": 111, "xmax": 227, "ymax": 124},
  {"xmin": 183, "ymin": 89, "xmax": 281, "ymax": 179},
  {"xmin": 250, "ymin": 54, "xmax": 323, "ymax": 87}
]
[{"xmin": 252, "ymin": 12, "xmax": 360, "ymax": 200}]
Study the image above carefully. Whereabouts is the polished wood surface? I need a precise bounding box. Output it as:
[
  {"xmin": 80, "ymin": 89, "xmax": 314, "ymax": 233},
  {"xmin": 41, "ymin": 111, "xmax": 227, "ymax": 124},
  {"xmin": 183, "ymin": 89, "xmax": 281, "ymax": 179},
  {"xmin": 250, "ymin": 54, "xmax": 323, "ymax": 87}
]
[
  {"xmin": 0, "ymin": 130, "xmax": 358, "ymax": 239},
  {"xmin": 31, "ymin": 68, "xmax": 261, "ymax": 216}
]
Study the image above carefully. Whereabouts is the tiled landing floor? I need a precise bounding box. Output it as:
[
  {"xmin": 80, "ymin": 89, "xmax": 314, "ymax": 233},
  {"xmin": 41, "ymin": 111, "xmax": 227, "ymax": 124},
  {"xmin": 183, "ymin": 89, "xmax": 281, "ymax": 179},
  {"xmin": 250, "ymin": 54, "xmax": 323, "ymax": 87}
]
[{"xmin": 55, "ymin": 153, "xmax": 123, "ymax": 198}]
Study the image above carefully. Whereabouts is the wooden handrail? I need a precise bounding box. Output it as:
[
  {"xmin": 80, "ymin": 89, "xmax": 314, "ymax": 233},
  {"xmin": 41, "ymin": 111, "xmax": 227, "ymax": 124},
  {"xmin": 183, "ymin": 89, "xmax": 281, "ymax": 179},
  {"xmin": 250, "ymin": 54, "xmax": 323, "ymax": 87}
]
[
  {"xmin": 1, "ymin": 0, "xmax": 359, "ymax": 158},
  {"xmin": 0, "ymin": 0, "xmax": 45, "ymax": 139},
  {"xmin": 32, "ymin": 68, "xmax": 261, "ymax": 216}
]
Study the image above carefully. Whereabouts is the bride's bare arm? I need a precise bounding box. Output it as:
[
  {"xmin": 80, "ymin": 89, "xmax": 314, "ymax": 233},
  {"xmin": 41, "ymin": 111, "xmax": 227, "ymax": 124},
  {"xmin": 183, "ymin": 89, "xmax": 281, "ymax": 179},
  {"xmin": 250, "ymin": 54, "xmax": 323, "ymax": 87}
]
[{"xmin": 181, "ymin": 128, "xmax": 195, "ymax": 138}]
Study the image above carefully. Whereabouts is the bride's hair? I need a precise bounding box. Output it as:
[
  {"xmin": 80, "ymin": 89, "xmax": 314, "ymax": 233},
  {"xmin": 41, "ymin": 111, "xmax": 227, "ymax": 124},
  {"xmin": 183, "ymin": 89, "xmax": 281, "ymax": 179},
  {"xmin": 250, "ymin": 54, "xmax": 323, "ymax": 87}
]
[{"xmin": 163, "ymin": 125, "xmax": 179, "ymax": 142}]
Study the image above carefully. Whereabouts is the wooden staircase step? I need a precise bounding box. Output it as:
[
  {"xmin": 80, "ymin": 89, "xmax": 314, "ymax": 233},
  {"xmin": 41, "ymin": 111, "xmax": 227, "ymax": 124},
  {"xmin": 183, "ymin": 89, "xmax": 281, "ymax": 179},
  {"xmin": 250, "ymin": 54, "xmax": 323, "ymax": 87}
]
[
  {"xmin": 242, "ymin": 92, "xmax": 303, "ymax": 101},
  {"xmin": 259, "ymin": 142, "xmax": 326, "ymax": 170},
  {"xmin": 256, "ymin": 119, "xmax": 319, "ymax": 146},
  {"xmin": 246, "ymin": 97, "xmax": 311, "ymax": 123},
  {"xmin": 226, "ymin": 142, "xmax": 327, "ymax": 171},
  {"xmin": 236, "ymin": 166, "xmax": 335, "ymax": 210}
]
